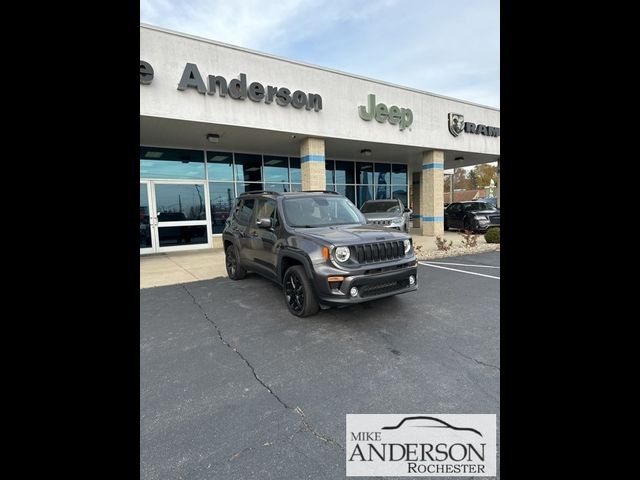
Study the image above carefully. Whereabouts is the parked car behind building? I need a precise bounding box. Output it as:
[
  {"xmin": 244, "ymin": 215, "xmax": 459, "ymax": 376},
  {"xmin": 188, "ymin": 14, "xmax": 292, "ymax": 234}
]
[{"xmin": 444, "ymin": 201, "xmax": 500, "ymax": 233}]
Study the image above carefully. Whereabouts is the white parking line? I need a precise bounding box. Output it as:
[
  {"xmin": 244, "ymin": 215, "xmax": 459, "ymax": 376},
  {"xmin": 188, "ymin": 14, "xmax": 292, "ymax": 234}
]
[
  {"xmin": 421, "ymin": 261, "xmax": 500, "ymax": 269},
  {"xmin": 418, "ymin": 262, "xmax": 501, "ymax": 279}
]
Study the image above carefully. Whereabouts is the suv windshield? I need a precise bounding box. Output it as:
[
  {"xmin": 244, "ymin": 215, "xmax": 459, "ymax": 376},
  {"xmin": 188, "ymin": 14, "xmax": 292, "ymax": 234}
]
[
  {"xmin": 361, "ymin": 200, "xmax": 401, "ymax": 214},
  {"xmin": 463, "ymin": 202, "xmax": 497, "ymax": 211},
  {"xmin": 282, "ymin": 196, "xmax": 366, "ymax": 227}
]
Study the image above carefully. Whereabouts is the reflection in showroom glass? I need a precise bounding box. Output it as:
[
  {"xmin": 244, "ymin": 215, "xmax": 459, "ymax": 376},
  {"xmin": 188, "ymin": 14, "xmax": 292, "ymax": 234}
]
[
  {"xmin": 140, "ymin": 183, "xmax": 152, "ymax": 248},
  {"xmin": 209, "ymin": 182, "xmax": 235, "ymax": 234},
  {"xmin": 155, "ymin": 184, "xmax": 207, "ymax": 221},
  {"xmin": 158, "ymin": 225, "xmax": 208, "ymax": 247}
]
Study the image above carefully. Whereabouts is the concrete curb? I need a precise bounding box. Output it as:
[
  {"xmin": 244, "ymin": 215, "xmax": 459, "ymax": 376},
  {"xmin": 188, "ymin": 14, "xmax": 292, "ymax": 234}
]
[{"xmin": 416, "ymin": 244, "xmax": 500, "ymax": 260}]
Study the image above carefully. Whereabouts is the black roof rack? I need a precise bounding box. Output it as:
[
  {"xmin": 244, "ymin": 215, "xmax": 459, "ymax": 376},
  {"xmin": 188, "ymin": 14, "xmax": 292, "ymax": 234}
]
[
  {"xmin": 300, "ymin": 190, "xmax": 340, "ymax": 195},
  {"xmin": 238, "ymin": 190, "xmax": 282, "ymax": 196}
]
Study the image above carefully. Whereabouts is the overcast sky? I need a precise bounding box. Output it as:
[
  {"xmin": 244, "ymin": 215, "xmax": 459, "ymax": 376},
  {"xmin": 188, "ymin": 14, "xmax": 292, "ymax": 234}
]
[{"xmin": 140, "ymin": 0, "xmax": 500, "ymax": 108}]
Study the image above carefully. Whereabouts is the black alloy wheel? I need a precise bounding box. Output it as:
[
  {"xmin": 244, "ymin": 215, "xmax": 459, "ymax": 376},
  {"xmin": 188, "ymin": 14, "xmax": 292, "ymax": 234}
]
[
  {"xmin": 225, "ymin": 245, "xmax": 246, "ymax": 280},
  {"xmin": 283, "ymin": 265, "xmax": 319, "ymax": 317}
]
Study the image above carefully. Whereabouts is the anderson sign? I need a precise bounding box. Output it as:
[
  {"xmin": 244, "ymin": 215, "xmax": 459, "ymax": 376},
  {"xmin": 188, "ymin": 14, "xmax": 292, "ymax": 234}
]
[{"xmin": 139, "ymin": 60, "xmax": 323, "ymax": 112}]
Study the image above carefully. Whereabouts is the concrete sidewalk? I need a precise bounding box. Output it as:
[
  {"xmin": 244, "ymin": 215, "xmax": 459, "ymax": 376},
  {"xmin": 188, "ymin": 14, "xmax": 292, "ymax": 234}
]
[{"xmin": 140, "ymin": 229, "xmax": 494, "ymax": 289}]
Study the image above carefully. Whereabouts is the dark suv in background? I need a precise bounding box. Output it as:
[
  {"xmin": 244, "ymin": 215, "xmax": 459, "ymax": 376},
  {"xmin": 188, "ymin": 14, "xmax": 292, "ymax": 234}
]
[
  {"xmin": 444, "ymin": 201, "xmax": 500, "ymax": 232},
  {"xmin": 222, "ymin": 191, "xmax": 418, "ymax": 317}
]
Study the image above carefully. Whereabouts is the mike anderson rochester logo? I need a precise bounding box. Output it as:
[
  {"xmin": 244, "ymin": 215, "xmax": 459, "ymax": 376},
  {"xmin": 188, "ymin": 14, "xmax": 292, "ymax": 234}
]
[
  {"xmin": 346, "ymin": 414, "xmax": 496, "ymax": 477},
  {"xmin": 448, "ymin": 113, "xmax": 500, "ymax": 138}
]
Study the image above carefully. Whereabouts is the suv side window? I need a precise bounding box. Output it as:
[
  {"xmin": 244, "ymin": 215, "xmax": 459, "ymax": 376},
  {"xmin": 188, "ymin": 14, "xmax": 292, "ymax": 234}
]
[
  {"xmin": 255, "ymin": 199, "xmax": 277, "ymax": 223},
  {"xmin": 236, "ymin": 199, "xmax": 255, "ymax": 226}
]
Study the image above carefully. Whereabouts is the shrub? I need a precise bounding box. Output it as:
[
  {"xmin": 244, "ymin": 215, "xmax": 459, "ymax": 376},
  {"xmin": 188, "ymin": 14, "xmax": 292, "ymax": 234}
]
[
  {"xmin": 485, "ymin": 227, "xmax": 500, "ymax": 243},
  {"xmin": 435, "ymin": 236, "xmax": 453, "ymax": 251},
  {"xmin": 459, "ymin": 230, "xmax": 478, "ymax": 248}
]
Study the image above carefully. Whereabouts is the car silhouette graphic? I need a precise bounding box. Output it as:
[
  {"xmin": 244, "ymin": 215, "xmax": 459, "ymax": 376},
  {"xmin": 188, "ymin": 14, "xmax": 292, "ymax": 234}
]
[{"xmin": 381, "ymin": 416, "xmax": 483, "ymax": 437}]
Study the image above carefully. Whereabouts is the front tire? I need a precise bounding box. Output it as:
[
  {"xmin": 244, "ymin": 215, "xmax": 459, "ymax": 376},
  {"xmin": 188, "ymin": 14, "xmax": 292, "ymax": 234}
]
[
  {"xmin": 463, "ymin": 218, "xmax": 474, "ymax": 234},
  {"xmin": 283, "ymin": 265, "xmax": 319, "ymax": 317},
  {"xmin": 225, "ymin": 245, "xmax": 246, "ymax": 280}
]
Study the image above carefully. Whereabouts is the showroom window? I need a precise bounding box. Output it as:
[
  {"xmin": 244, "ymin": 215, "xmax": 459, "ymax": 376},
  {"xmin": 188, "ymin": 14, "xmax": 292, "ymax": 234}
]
[
  {"xmin": 209, "ymin": 181, "xmax": 235, "ymax": 234},
  {"xmin": 140, "ymin": 147, "xmax": 205, "ymax": 179},
  {"xmin": 235, "ymin": 153, "xmax": 262, "ymax": 183},
  {"xmin": 289, "ymin": 157, "xmax": 301, "ymax": 191},
  {"xmin": 207, "ymin": 152, "xmax": 234, "ymax": 181},
  {"xmin": 356, "ymin": 162, "xmax": 374, "ymax": 208},
  {"xmin": 263, "ymin": 156, "xmax": 289, "ymax": 183},
  {"xmin": 390, "ymin": 164, "xmax": 408, "ymax": 207},
  {"xmin": 328, "ymin": 160, "xmax": 356, "ymax": 205},
  {"xmin": 142, "ymin": 147, "xmax": 409, "ymax": 234}
]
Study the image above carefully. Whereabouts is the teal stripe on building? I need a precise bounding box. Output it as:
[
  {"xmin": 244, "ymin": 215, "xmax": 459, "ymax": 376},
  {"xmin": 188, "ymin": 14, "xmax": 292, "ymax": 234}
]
[
  {"xmin": 301, "ymin": 154, "xmax": 325, "ymax": 163},
  {"xmin": 422, "ymin": 163, "xmax": 444, "ymax": 170}
]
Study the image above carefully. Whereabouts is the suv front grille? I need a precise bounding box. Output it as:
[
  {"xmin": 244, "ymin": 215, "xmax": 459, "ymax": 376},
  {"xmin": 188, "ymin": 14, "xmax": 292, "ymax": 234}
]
[
  {"xmin": 352, "ymin": 241, "xmax": 405, "ymax": 264},
  {"xmin": 489, "ymin": 215, "xmax": 500, "ymax": 224},
  {"xmin": 360, "ymin": 278, "xmax": 410, "ymax": 298}
]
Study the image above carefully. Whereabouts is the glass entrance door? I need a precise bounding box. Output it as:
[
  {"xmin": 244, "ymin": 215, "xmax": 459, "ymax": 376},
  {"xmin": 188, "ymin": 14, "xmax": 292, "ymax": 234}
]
[
  {"xmin": 140, "ymin": 181, "xmax": 155, "ymax": 254},
  {"xmin": 140, "ymin": 180, "xmax": 212, "ymax": 254}
]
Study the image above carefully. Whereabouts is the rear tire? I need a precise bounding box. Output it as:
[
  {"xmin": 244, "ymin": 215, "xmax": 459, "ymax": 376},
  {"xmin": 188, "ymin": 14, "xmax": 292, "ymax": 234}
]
[
  {"xmin": 283, "ymin": 265, "xmax": 319, "ymax": 317},
  {"xmin": 225, "ymin": 245, "xmax": 246, "ymax": 280}
]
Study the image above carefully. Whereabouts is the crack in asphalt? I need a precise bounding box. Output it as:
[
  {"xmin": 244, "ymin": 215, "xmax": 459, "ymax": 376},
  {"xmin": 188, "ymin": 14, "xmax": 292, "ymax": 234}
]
[
  {"xmin": 295, "ymin": 405, "xmax": 343, "ymax": 449},
  {"xmin": 448, "ymin": 344, "xmax": 500, "ymax": 371},
  {"xmin": 182, "ymin": 285, "xmax": 344, "ymax": 451},
  {"xmin": 182, "ymin": 285, "xmax": 290, "ymax": 408}
]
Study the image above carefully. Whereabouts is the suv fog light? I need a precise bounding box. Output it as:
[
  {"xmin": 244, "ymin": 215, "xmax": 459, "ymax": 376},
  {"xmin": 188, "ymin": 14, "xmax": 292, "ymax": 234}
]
[
  {"xmin": 409, "ymin": 275, "xmax": 415, "ymax": 285},
  {"xmin": 350, "ymin": 287, "xmax": 358, "ymax": 297}
]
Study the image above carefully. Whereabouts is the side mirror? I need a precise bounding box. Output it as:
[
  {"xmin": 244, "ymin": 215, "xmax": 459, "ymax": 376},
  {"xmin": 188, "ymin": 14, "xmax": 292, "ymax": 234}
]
[
  {"xmin": 256, "ymin": 218, "xmax": 272, "ymax": 229},
  {"xmin": 404, "ymin": 208, "xmax": 412, "ymax": 214}
]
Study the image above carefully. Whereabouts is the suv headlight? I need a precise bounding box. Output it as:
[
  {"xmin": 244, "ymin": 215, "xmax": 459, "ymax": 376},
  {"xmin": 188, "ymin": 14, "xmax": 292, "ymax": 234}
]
[
  {"xmin": 390, "ymin": 217, "xmax": 403, "ymax": 225},
  {"xmin": 475, "ymin": 215, "xmax": 488, "ymax": 222},
  {"xmin": 335, "ymin": 246, "xmax": 350, "ymax": 262},
  {"xmin": 403, "ymin": 239, "xmax": 411, "ymax": 253}
]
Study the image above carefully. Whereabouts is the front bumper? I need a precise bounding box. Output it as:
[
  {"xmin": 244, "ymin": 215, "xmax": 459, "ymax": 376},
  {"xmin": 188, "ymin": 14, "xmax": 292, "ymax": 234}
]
[
  {"xmin": 474, "ymin": 222, "xmax": 500, "ymax": 232},
  {"xmin": 312, "ymin": 260, "xmax": 418, "ymax": 306}
]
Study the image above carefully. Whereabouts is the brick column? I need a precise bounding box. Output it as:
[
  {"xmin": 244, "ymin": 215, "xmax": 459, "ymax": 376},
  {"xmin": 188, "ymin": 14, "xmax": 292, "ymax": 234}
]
[
  {"xmin": 300, "ymin": 137, "xmax": 326, "ymax": 191},
  {"xmin": 495, "ymin": 157, "xmax": 500, "ymax": 208},
  {"xmin": 420, "ymin": 150, "xmax": 444, "ymax": 236}
]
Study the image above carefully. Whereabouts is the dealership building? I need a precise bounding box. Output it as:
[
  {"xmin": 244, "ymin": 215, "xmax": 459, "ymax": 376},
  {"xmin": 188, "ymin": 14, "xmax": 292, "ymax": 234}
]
[{"xmin": 140, "ymin": 24, "xmax": 500, "ymax": 255}]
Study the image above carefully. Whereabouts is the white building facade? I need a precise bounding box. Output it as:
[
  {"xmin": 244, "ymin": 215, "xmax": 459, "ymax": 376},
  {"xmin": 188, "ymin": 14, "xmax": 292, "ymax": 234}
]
[{"xmin": 140, "ymin": 24, "xmax": 500, "ymax": 254}]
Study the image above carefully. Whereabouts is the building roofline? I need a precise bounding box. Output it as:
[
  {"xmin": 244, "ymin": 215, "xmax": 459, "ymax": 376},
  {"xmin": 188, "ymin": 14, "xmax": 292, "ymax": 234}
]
[{"xmin": 140, "ymin": 23, "xmax": 500, "ymax": 112}]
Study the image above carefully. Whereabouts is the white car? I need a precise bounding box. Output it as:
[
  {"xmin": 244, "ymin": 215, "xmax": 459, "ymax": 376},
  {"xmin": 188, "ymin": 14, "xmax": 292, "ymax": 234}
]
[{"xmin": 360, "ymin": 199, "xmax": 412, "ymax": 233}]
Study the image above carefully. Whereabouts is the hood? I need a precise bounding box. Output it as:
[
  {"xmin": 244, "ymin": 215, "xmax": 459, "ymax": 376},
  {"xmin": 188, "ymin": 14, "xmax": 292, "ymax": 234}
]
[
  {"xmin": 293, "ymin": 224, "xmax": 409, "ymax": 245},
  {"xmin": 362, "ymin": 212, "xmax": 403, "ymax": 221}
]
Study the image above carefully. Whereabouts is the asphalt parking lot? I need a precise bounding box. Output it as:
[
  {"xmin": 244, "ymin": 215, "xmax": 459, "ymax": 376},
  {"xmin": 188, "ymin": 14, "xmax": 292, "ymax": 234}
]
[{"xmin": 140, "ymin": 251, "xmax": 500, "ymax": 479}]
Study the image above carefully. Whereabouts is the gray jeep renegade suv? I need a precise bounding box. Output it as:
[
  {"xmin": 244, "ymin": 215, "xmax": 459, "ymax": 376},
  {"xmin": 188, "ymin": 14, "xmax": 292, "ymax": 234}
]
[{"xmin": 222, "ymin": 190, "xmax": 418, "ymax": 317}]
